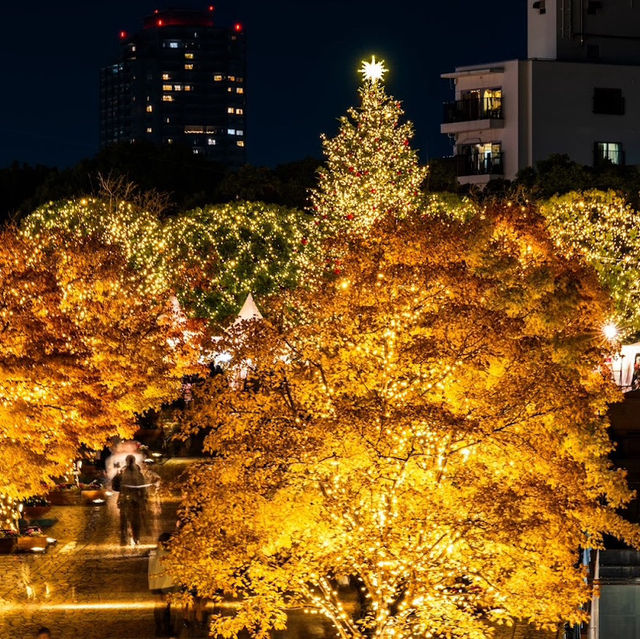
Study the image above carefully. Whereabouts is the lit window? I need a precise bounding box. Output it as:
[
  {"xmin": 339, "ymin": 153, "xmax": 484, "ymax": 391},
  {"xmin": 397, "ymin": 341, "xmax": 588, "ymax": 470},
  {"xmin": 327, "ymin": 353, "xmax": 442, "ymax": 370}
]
[
  {"xmin": 174, "ymin": 84, "xmax": 182, "ymax": 91},
  {"xmin": 237, "ymin": 140, "xmax": 245, "ymax": 147},
  {"xmin": 146, "ymin": 105, "xmax": 153, "ymax": 113},
  {"xmin": 236, "ymin": 87, "xmax": 244, "ymax": 94},
  {"xmin": 193, "ymin": 149, "xmax": 201, "ymax": 155},
  {"xmin": 227, "ymin": 107, "xmax": 235, "ymax": 114},
  {"xmin": 167, "ymin": 138, "xmax": 174, "ymax": 144},
  {"xmin": 166, "ymin": 117, "xmax": 170, "ymax": 123},
  {"xmin": 184, "ymin": 85, "xmax": 192, "ymax": 91},
  {"xmin": 207, "ymin": 138, "xmax": 216, "ymax": 145},
  {"xmin": 169, "ymin": 42, "xmax": 179, "ymax": 49},
  {"xmin": 185, "ymin": 52, "xmax": 194, "ymax": 59},
  {"xmin": 131, "ymin": 45, "xmax": 137, "ymax": 52},
  {"xmin": 227, "ymin": 128, "xmax": 236, "ymax": 135},
  {"xmin": 236, "ymin": 130, "xmax": 244, "ymax": 136},
  {"xmin": 163, "ymin": 84, "xmax": 172, "ymax": 91},
  {"xmin": 162, "ymin": 95, "xmax": 173, "ymax": 102},
  {"xmin": 229, "ymin": 75, "xmax": 236, "ymax": 82},
  {"xmin": 146, "ymin": 127, "xmax": 153, "ymax": 133},
  {"xmin": 185, "ymin": 125, "xmax": 204, "ymax": 134},
  {"xmin": 237, "ymin": 77, "xmax": 244, "ymax": 83},
  {"xmin": 214, "ymin": 74, "xmax": 223, "ymax": 81},
  {"xmin": 227, "ymin": 87, "xmax": 233, "ymax": 93},
  {"xmin": 162, "ymin": 73, "xmax": 170, "ymax": 80},
  {"xmin": 595, "ymin": 141, "xmax": 624, "ymax": 165},
  {"xmin": 236, "ymin": 108, "xmax": 244, "ymax": 115},
  {"xmin": 185, "ymin": 63, "xmax": 194, "ymax": 70}
]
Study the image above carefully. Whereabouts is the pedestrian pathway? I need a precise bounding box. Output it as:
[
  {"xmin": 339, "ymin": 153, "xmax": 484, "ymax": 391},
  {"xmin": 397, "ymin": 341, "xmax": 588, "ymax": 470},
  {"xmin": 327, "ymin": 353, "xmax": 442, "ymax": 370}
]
[{"xmin": 0, "ymin": 459, "xmax": 332, "ymax": 639}]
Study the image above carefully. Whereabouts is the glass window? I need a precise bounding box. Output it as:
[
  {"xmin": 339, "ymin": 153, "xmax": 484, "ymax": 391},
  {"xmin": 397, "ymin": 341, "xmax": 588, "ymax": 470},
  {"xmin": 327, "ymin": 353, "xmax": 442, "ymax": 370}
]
[
  {"xmin": 207, "ymin": 138, "xmax": 216, "ymax": 145},
  {"xmin": 185, "ymin": 63, "xmax": 194, "ymax": 70},
  {"xmin": 236, "ymin": 108, "xmax": 244, "ymax": 115},
  {"xmin": 185, "ymin": 126, "xmax": 204, "ymax": 134},
  {"xmin": 146, "ymin": 105, "xmax": 153, "ymax": 113},
  {"xmin": 237, "ymin": 140, "xmax": 245, "ymax": 147},
  {"xmin": 174, "ymin": 84, "xmax": 182, "ymax": 91},
  {"xmin": 162, "ymin": 95, "xmax": 173, "ymax": 102},
  {"xmin": 146, "ymin": 127, "xmax": 153, "ymax": 133},
  {"xmin": 595, "ymin": 142, "xmax": 624, "ymax": 165},
  {"xmin": 163, "ymin": 84, "xmax": 172, "ymax": 91},
  {"xmin": 229, "ymin": 75, "xmax": 236, "ymax": 82},
  {"xmin": 214, "ymin": 74, "xmax": 223, "ymax": 81},
  {"xmin": 184, "ymin": 85, "xmax": 192, "ymax": 92},
  {"xmin": 227, "ymin": 107, "xmax": 235, "ymax": 114},
  {"xmin": 236, "ymin": 130, "xmax": 244, "ymax": 136},
  {"xmin": 227, "ymin": 128, "xmax": 236, "ymax": 135},
  {"xmin": 236, "ymin": 87, "xmax": 244, "ymax": 94},
  {"xmin": 185, "ymin": 52, "xmax": 194, "ymax": 59},
  {"xmin": 162, "ymin": 73, "xmax": 170, "ymax": 80}
]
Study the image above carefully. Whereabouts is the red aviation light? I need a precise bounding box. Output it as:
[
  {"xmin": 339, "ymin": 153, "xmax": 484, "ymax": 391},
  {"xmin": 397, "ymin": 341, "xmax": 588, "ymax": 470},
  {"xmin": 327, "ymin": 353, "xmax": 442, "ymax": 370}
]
[
  {"xmin": 119, "ymin": 30, "xmax": 127, "ymax": 39},
  {"xmin": 157, "ymin": 18, "xmax": 164, "ymax": 26},
  {"xmin": 208, "ymin": 5, "xmax": 215, "ymax": 11},
  {"xmin": 234, "ymin": 22, "xmax": 243, "ymax": 32}
]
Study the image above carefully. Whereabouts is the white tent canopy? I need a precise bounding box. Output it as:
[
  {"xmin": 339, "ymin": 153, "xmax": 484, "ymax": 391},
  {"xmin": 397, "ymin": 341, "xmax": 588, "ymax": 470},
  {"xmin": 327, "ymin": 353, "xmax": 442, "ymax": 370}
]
[
  {"xmin": 612, "ymin": 342, "xmax": 640, "ymax": 388},
  {"xmin": 234, "ymin": 292, "xmax": 263, "ymax": 324}
]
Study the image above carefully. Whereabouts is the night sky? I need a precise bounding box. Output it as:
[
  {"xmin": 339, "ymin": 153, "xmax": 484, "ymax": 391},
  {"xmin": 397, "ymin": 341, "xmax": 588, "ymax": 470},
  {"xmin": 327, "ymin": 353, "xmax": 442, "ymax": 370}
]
[{"xmin": 0, "ymin": 1, "xmax": 526, "ymax": 169}]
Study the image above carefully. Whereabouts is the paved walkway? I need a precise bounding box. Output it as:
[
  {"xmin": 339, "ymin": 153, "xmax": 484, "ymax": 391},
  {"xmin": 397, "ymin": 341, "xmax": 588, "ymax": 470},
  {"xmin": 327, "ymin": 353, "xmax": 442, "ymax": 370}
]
[{"xmin": 0, "ymin": 459, "xmax": 331, "ymax": 639}]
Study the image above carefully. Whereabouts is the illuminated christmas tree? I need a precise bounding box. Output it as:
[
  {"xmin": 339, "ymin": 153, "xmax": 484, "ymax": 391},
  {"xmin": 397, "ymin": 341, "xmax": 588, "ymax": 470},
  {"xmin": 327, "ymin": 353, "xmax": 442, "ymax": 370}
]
[{"xmin": 310, "ymin": 56, "xmax": 427, "ymax": 236}]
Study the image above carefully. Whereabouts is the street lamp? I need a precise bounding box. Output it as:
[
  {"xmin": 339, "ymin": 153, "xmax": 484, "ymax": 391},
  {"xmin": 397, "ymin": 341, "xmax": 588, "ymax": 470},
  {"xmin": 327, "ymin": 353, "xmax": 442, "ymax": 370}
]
[{"xmin": 603, "ymin": 322, "xmax": 619, "ymax": 341}]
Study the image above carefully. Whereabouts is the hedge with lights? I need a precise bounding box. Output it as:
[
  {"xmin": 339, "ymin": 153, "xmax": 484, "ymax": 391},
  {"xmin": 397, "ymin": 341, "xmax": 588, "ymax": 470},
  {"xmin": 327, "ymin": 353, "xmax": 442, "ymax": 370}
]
[{"xmin": 540, "ymin": 189, "xmax": 640, "ymax": 338}]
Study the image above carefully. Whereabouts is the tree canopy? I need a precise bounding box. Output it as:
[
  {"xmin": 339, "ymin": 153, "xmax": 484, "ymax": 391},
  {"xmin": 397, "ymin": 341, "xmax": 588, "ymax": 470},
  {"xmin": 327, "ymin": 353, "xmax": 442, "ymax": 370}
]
[
  {"xmin": 540, "ymin": 189, "xmax": 640, "ymax": 339},
  {"xmin": 170, "ymin": 203, "xmax": 637, "ymax": 639},
  {"xmin": 0, "ymin": 229, "xmax": 201, "ymax": 499},
  {"xmin": 20, "ymin": 196, "xmax": 322, "ymax": 323}
]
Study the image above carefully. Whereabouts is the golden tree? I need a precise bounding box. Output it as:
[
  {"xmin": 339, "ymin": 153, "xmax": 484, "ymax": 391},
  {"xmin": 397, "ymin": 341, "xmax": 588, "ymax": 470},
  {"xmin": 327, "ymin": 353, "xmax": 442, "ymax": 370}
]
[
  {"xmin": 0, "ymin": 229, "xmax": 202, "ymax": 500},
  {"xmin": 170, "ymin": 204, "xmax": 638, "ymax": 639}
]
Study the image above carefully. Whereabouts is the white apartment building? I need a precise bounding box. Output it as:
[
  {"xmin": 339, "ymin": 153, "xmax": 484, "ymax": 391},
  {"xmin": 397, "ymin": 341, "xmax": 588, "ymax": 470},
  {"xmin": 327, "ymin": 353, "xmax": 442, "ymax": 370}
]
[{"xmin": 441, "ymin": 0, "xmax": 640, "ymax": 184}]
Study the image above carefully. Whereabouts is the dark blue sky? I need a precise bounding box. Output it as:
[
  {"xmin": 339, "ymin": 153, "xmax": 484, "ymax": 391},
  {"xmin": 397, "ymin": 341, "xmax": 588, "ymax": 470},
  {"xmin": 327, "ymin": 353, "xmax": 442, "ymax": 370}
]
[{"xmin": 0, "ymin": 1, "xmax": 526, "ymax": 168}]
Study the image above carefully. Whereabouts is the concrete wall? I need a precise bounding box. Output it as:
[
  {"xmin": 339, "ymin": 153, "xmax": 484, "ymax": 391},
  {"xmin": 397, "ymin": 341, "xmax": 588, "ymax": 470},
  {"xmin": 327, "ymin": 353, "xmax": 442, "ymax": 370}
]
[
  {"xmin": 557, "ymin": 0, "xmax": 640, "ymax": 64},
  {"xmin": 528, "ymin": 0, "xmax": 559, "ymax": 59},
  {"xmin": 529, "ymin": 60, "xmax": 640, "ymax": 166},
  {"xmin": 528, "ymin": 0, "xmax": 640, "ymax": 64}
]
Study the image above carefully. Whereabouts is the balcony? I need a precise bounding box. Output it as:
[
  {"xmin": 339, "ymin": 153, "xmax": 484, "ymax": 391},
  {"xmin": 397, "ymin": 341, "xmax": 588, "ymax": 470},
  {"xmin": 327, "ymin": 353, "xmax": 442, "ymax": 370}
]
[
  {"xmin": 456, "ymin": 152, "xmax": 504, "ymax": 177},
  {"xmin": 443, "ymin": 97, "xmax": 503, "ymax": 124}
]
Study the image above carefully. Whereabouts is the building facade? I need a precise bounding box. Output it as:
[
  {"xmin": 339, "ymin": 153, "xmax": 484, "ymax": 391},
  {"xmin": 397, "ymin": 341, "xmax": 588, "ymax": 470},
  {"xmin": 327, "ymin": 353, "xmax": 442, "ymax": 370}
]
[
  {"xmin": 100, "ymin": 7, "xmax": 246, "ymax": 165},
  {"xmin": 441, "ymin": 0, "xmax": 640, "ymax": 184}
]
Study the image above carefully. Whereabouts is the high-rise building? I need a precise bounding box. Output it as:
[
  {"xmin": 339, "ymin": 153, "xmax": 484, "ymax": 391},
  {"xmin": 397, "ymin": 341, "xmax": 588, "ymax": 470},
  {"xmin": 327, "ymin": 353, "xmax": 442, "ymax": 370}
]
[
  {"xmin": 441, "ymin": 1, "xmax": 640, "ymax": 184},
  {"xmin": 100, "ymin": 6, "xmax": 246, "ymax": 165}
]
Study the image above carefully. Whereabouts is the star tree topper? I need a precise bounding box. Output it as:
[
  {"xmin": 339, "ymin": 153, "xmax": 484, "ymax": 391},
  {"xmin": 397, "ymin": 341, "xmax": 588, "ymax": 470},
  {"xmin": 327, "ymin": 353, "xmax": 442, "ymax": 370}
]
[{"xmin": 359, "ymin": 55, "xmax": 388, "ymax": 84}]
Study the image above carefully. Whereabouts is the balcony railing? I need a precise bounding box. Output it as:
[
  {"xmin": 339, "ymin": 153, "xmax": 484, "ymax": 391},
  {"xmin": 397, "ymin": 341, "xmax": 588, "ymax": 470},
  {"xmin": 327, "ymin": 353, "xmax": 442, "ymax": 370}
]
[
  {"xmin": 443, "ymin": 97, "xmax": 504, "ymax": 124},
  {"xmin": 456, "ymin": 152, "xmax": 504, "ymax": 177}
]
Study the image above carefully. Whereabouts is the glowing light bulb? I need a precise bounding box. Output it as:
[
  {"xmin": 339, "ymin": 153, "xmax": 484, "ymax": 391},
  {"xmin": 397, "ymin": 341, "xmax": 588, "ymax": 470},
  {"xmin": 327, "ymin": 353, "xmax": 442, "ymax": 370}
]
[{"xmin": 603, "ymin": 322, "xmax": 619, "ymax": 341}]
